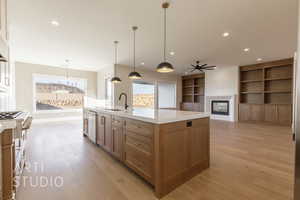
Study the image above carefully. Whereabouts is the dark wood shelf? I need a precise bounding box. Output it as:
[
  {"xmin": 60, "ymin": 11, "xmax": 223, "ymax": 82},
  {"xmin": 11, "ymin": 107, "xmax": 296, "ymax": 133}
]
[
  {"xmin": 240, "ymin": 68, "xmax": 263, "ymax": 72},
  {"xmin": 240, "ymin": 80, "xmax": 263, "ymax": 83},
  {"xmin": 241, "ymin": 91, "xmax": 263, "ymax": 94},
  {"xmin": 264, "ymin": 90, "xmax": 292, "ymax": 94},
  {"xmin": 264, "ymin": 77, "xmax": 292, "ymax": 81}
]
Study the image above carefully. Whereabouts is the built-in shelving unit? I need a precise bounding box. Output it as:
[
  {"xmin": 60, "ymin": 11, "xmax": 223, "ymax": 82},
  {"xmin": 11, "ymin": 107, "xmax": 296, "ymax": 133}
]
[
  {"xmin": 181, "ymin": 74, "xmax": 205, "ymax": 112},
  {"xmin": 239, "ymin": 58, "xmax": 293, "ymax": 125}
]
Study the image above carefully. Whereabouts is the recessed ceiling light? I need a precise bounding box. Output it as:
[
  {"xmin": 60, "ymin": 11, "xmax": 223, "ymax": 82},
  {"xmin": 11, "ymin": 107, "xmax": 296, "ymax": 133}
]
[
  {"xmin": 244, "ymin": 48, "xmax": 250, "ymax": 52},
  {"xmin": 51, "ymin": 20, "xmax": 60, "ymax": 26},
  {"xmin": 222, "ymin": 32, "xmax": 230, "ymax": 37},
  {"xmin": 170, "ymin": 51, "xmax": 175, "ymax": 56},
  {"xmin": 257, "ymin": 58, "xmax": 263, "ymax": 62},
  {"xmin": 141, "ymin": 62, "xmax": 145, "ymax": 66}
]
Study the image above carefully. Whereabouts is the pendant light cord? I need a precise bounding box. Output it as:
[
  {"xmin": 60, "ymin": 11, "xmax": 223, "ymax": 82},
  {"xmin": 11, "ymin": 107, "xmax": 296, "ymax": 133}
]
[
  {"xmin": 164, "ymin": 7, "xmax": 167, "ymax": 62},
  {"xmin": 133, "ymin": 28, "xmax": 136, "ymax": 71},
  {"xmin": 114, "ymin": 41, "xmax": 118, "ymax": 74}
]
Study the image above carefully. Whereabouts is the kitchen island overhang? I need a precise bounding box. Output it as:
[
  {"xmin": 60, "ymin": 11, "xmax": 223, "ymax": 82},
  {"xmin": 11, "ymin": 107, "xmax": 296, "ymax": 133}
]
[{"xmin": 83, "ymin": 107, "xmax": 210, "ymax": 198}]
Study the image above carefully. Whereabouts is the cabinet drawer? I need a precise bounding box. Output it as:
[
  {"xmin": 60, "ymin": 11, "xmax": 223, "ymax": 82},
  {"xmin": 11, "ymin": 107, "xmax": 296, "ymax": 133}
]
[
  {"xmin": 124, "ymin": 144, "xmax": 153, "ymax": 183},
  {"xmin": 125, "ymin": 132, "xmax": 152, "ymax": 154},
  {"xmin": 125, "ymin": 119, "xmax": 153, "ymax": 138},
  {"xmin": 112, "ymin": 116, "xmax": 123, "ymax": 127}
]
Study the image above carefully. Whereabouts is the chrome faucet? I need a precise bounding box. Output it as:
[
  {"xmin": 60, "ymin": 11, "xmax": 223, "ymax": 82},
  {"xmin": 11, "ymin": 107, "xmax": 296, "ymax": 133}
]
[{"xmin": 119, "ymin": 93, "xmax": 129, "ymax": 110}]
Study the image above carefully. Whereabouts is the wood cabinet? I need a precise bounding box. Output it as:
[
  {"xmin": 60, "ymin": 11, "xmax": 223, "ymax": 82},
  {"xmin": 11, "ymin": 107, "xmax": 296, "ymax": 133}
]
[
  {"xmin": 111, "ymin": 127, "xmax": 123, "ymax": 160},
  {"xmin": 239, "ymin": 58, "xmax": 293, "ymax": 125},
  {"xmin": 239, "ymin": 104, "xmax": 292, "ymax": 125},
  {"xmin": 181, "ymin": 74, "xmax": 205, "ymax": 112},
  {"xmin": 85, "ymin": 108, "xmax": 210, "ymax": 198},
  {"xmin": 96, "ymin": 113, "xmax": 112, "ymax": 152},
  {"xmin": 96, "ymin": 115, "xmax": 105, "ymax": 146},
  {"xmin": 265, "ymin": 104, "xmax": 292, "ymax": 125},
  {"xmin": 156, "ymin": 118, "xmax": 210, "ymax": 197},
  {"xmin": 124, "ymin": 119, "xmax": 154, "ymax": 183}
]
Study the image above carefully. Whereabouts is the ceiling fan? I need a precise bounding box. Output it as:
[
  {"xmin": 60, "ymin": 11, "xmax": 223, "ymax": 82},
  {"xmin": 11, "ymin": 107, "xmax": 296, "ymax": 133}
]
[{"xmin": 189, "ymin": 61, "xmax": 217, "ymax": 73}]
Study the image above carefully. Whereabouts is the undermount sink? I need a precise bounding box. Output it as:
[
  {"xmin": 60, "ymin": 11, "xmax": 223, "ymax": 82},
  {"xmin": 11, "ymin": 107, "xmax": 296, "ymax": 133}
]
[{"xmin": 105, "ymin": 108, "xmax": 122, "ymax": 112}]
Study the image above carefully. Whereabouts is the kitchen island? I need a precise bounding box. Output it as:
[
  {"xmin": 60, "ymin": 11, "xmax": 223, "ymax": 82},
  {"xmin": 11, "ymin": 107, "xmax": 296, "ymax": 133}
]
[{"xmin": 83, "ymin": 107, "xmax": 210, "ymax": 198}]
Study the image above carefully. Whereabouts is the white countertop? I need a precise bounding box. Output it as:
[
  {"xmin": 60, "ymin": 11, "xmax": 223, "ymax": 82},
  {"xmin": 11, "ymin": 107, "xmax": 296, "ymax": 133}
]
[
  {"xmin": 0, "ymin": 112, "xmax": 31, "ymax": 134},
  {"xmin": 85, "ymin": 106, "xmax": 210, "ymax": 124}
]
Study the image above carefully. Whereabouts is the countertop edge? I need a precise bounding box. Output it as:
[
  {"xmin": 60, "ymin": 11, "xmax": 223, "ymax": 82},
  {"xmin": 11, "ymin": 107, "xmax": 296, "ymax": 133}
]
[{"xmin": 84, "ymin": 107, "xmax": 210, "ymax": 124}]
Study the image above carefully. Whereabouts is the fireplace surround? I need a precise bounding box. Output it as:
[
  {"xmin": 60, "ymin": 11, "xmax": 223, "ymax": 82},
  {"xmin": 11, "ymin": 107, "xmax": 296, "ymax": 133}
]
[{"xmin": 205, "ymin": 95, "xmax": 238, "ymax": 122}]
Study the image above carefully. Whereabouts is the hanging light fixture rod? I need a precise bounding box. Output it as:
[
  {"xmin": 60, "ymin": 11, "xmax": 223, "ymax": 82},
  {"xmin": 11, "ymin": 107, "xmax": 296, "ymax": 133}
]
[
  {"xmin": 111, "ymin": 41, "xmax": 122, "ymax": 83},
  {"xmin": 156, "ymin": 2, "xmax": 174, "ymax": 73},
  {"xmin": 129, "ymin": 26, "xmax": 142, "ymax": 80}
]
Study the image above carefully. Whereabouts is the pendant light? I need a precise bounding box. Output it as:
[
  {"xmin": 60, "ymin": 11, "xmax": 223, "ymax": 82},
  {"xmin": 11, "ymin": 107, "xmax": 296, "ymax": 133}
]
[
  {"xmin": 156, "ymin": 2, "xmax": 174, "ymax": 73},
  {"xmin": 128, "ymin": 26, "xmax": 142, "ymax": 80},
  {"xmin": 111, "ymin": 41, "xmax": 122, "ymax": 83}
]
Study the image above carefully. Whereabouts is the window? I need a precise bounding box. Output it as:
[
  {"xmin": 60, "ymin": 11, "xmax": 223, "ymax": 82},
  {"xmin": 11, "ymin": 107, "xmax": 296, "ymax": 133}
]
[
  {"xmin": 132, "ymin": 81, "xmax": 177, "ymax": 109},
  {"xmin": 132, "ymin": 81, "xmax": 155, "ymax": 109},
  {"xmin": 33, "ymin": 74, "xmax": 87, "ymax": 111},
  {"xmin": 158, "ymin": 82, "xmax": 176, "ymax": 109}
]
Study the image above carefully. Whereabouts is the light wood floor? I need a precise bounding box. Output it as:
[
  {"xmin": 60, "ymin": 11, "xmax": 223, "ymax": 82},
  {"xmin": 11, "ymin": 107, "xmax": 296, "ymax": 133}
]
[{"xmin": 17, "ymin": 120, "xmax": 295, "ymax": 200}]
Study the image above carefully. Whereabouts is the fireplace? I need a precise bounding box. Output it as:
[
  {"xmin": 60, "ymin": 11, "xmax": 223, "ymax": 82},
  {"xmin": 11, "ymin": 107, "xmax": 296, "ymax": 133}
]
[{"xmin": 211, "ymin": 100, "xmax": 229, "ymax": 116}]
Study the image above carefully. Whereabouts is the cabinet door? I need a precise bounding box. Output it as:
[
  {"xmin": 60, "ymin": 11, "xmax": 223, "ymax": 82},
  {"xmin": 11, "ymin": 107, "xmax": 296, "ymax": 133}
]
[
  {"xmin": 103, "ymin": 114, "xmax": 112, "ymax": 152},
  {"xmin": 239, "ymin": 104, "xmax": 251, "ymax": 121},
  {"xmin": 264, "ymin": 104, "xmax": 277, "ymax": 122},
  {"xmin": 277, "ymin": 104, "xmax": 292, "ymax": 125},
  {"xmin": 188, "ymin": 118, "xmax": 209, "ymax": 168},
  {"xmin": 250, "ymin": 104, "xmax": 264, "ymax": 121},
  {"xmin": 97, "ymin": 115, "xmax": 105, "ymax": 146},
  {"xmin": 111, "ymin": 126, "xmax": 123, "ymax": 161}
]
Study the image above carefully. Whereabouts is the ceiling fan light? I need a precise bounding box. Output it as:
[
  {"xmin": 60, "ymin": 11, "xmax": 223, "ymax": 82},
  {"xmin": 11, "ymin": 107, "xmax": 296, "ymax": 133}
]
[
  {"xmin": 128, "ymin": 71, "xmax": 142, "ymax": 80},
  {"xmin": 111, "ymin": 76, "xmax": 122, "ymax": 83},
  {"xmin": 156, "ymin": 62, "xmax": 174, "ymax": 73}
]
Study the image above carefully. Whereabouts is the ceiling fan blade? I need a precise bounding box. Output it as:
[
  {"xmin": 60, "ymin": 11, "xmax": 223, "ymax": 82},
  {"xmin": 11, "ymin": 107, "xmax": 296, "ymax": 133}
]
[
  {"xmin": 203, "ymin": 66, "xmax": 216, "ymax": 69},
  {"xmin": 204, "ymin": 68, "xmax": 215, "ymax": 70},
  {"xmin": 190, "ymin": 68, "xmax": 197, "ymax": 73},
  {"xmin": 200, "ymin": 64, "xmax": 208, "ymax": 67},
  {"xmin": 191, "ymin": 65, "xmax": 196, "ymax": 67}
]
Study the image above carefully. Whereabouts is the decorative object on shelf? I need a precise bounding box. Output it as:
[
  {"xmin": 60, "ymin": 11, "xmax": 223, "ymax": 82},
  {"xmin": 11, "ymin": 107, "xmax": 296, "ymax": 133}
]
[
  {"xmin": 156, "ymin": 2, "xmax": 174, "ymax": 73},
  {"xmin": 188, "ymin": 61, "xmax": 216, "ymax": 73},
  {"xmin": 128, "ymin": 26, "xmax": 142, "ymax": 80},
  {"xmin": 111, "ymin": 41, "xmax": 122, "ymax": 83}
]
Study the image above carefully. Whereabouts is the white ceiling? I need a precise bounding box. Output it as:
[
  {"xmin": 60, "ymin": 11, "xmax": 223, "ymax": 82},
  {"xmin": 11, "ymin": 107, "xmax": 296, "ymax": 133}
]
[{"xmin": 9, "ymin": 0, "xmax": 298, "ymax": 74}]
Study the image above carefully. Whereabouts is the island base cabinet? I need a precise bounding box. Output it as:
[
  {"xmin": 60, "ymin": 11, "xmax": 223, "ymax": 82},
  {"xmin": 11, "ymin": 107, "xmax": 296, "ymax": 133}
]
[
  {"xmin": 154, "ymin": 118, "xmax": 210, "ymax": 198},
  {"xmin": 87, "ymin": 108, "xmax": 210, "ymax": 199}
]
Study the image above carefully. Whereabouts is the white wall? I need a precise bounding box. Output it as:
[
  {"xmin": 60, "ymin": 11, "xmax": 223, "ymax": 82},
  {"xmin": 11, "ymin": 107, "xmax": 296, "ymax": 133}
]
[
  {"xmin": 205, "ymin": 66, "xmax": 239, "ymax": 96},
  {"xmin": 97, "ymin": 64, "xmax": 114, "ymax": 100},
  {"xmin": 15, "ymin": 62, "xmax": 97, "ymax": 119}
]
